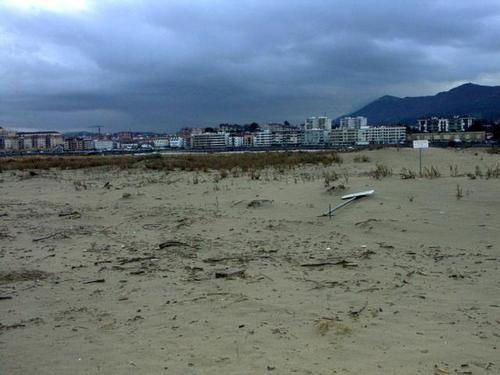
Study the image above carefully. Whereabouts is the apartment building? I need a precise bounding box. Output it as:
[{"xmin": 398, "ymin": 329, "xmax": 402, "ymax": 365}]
[
  {"xmin": 339, "ymin": 116, "xmax": 368, "ymax": 129},
  {"xmin": 190, "ymin": 132, "xmax": 228, "ymax": 149},
  {"xmin": 64, "ymin": 137, "xmax": 94, "ymax": 151},
  {"xmin": 0, "ymin": 127, "xmax": 18, "ymax": 151},
  {"xmin": 305, "ymin": 116, "xmax": 332, "ymax": 131},
  {"xmin": 409, "ymin": 131, "xmax": 485, "ymax": 143},
  {"xmin": 304, "ymin": 129, "xmax": 329, "ymax": 145},
  {"xmin": 153, "ymin": 139, "xmax": 170, "ymax": 149},
  {"xmin": 366, "ymin": 126, "xmax": 406, "ymax": 144},
  {"xmin": 254, "ymin": 130, "xmax": 272, "ymax": 147},
  {"xmin": 16, "ymin": 131, "xmax": 64, "ymax": 151},
  {"xmin": 272, "ymin": 129, "xmax": 303, "ymax": 146},
  {"xmin": 330, "ymin": 128, "xmax": 359, "ymax": 146},
  {"xmin": 418, "ymin": 116, "xmax": 474, "ymax": 132},
  {"xmin": 94, "ymin": 140, "xmax": 118, "ymax": 151}
]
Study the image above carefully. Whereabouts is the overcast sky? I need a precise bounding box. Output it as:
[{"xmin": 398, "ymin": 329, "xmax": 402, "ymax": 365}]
[{"xmin": 1, "ymin": 0, "xmax": 500, "ymax": 132}]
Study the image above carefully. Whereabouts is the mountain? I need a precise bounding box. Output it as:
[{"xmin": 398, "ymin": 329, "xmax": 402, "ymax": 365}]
[{"xmin": 347, "ymin": 83, "xmax": 500, "ymax": 125}]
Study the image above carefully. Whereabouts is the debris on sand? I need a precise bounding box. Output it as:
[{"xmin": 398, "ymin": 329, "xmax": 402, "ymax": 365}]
[
  {"xmin": 82, "ymin": 278, "xmax": 105, "ymax": 284},
  {"xmin": 58, "ymin": 210, "xmax": 81, "ymax": 218},
  {"xmin": 349, "ymin": 301, "xmax": 368, "ymax": 317},
  {"xmin": 215, "ymin": 269, "xmax": 246, "ymax": 279},
  {"xmin": 158, "ymin": 240, "xmax": 193, "ymax": 249},
  {"xmin": 0, "ymin": 270, "xmax": 52, "ymax": 285},
  {"xmin": 246, "ymin": 199, "xmax": 273, "ymax": 208},
  {"xmin": 300, "ymin": 259, "xmax": 358, "ymax": 268}
]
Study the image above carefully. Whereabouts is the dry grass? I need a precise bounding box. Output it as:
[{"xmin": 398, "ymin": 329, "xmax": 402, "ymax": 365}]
[
  {"xmin": 421, "ymin": 165, "xmax": 441, "ymax": 178},
  {"xmin": 323, "ymin": 170, "xmax": 339, "ymax": 187},
  {"xmin": 485, "ymin": 164, "xmax": 500, "ymax": 179},
  {"xmin": 400, "ymin": 167, "xmax": 416, "ymax": 179},
  {"xmin": 371, "ymin": 163, "xmax": 392, "ymax": 179},
  {"xmin": 456, "ymin": 184, "xmax": 464, "ymax": 200},
  {"xmin": 0, "ymin": 155, "xmax": 137, "ymax": 171},
  {"xmin": 315, "ymin": 318, "xmax": 352, "ymax": 336},
  {"xmin": 353, "ymin": 154, "xmax": 371, "ymax": 163},
  {"xmin": 486, "ymin": 147, "xmax": 500, "ymax": 154},
  {"xmin": 0, "ymin": 151, "xmax": 343, "ymax": 172}
]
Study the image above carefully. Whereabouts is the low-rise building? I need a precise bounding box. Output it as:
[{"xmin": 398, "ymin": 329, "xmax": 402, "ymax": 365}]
[
  {"xmin": 408, "ymin": 131, "xmax": 485, "ymax": 143},
  {"xmin": 190, "ymin": 132, "xmax": 228, "ymax": 149},
  {"xmin": 253, "ymin": 130, "xmax": 272, "ymax": 147},
  {"xmin": 120, "ymin": 143, "xmax": 139, "ymax": 150},
  {"xmin": 417, "ymin": 116, "xmax": 474, "ymax": 132},
  {"xmin": 64, "ymin": 137, "xmax": 96, "ymax": 151},
  {"xmin": 153, "ymin": 139, "xmax": 170, "ymax": 149},
  {"xmin": 272, "ymin": 130, "xmax": 303, "ymax": 147},
  {"xmin": 366, "ymin": 126, "xmax": 406, "ymax": 144},
  {"xmin": 169, "ymin": 136, "xmax": 185, "ymax": 148},
  {"xmin": 227, "ymin": 135, "xmax": 244, "ymax": 148},
  {"xmin": 304, "ymin": 129, "xmax": 329, "ymax": 145},
  {"xmin": 93, "ymin": 140, "xmax": 117, "ymax": 151},
  {"xmin": 242, "ymin": 134, "xmax": 254, "ymax": 147},
  {"xmin": 330, "ymin": 128, "xmax": 358, "ymax": 146},
  {"xmin": 329, "ymin": 126, "xmax": 406, "ymax": 146}
]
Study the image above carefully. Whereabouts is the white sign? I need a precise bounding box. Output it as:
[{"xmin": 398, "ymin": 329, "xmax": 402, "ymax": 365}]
[{"xmin": 413, "ymin": 140, "xmax": 429, "ymax": 149}]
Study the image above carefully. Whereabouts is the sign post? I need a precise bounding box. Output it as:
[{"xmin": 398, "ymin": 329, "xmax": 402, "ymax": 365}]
[{"xmin": 412, "ymin": 140, "xmax": 429, "ymax": 176}]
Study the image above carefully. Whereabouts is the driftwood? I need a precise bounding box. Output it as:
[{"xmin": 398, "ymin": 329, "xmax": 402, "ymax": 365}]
[
  {"xmin": 130, "ymin": 270, "xmax": 145, "ymax": 275},
  {"xmin": 94, "ymin": 260, "xmax": 113, "ymax": 265},
  {"xmin": 304, "ymin": 279, "xmax": 341, "ymax": 290},
  {"xmin": 159, "ymin": 241, "xmax": 192, "ymax": 249},
  {"xmin": 300, "ymin": 259, "xmax": 358, "ymax": 268},
  {"xmin": 215, "ymin": 269, "xmax": 246, "ymax": 279},
  {"xmin": 34, "ymin": 254, "xmax": 56, "ymax": 263},
  {"xmin": 82, "ymin": 278, "xmax": 105, "ymax": 284},
  {"xmin": 33, "ymin": 232, "xmax": 66, "ymax": 242},
  {"xmin": 0, "ymin": 323, "xmax": 26, "ymax": 331},
  {"xmin": 247, "ymin": 199, "xmax": 273, "ymax": 208},
  {"xmin": 0, "ymin": 296, "xmax": 13, "ymax": 300},
  {"xmin": 58, "ymin": 211, "xmax": 81, "ymax": 218},
  {"xmin": 118, "ymin": 256, "xmax": 157, "ymax": 265},
  {"xmin": 203, "ymin": 254, "xmax": 273, "ymax": 263},
  {"xmin": 204, "ymin": 256, "xmax": 249, "ymax": 263}
]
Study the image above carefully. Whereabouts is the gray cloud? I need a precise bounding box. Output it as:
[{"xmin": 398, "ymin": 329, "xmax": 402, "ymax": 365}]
[{"xmin": 1, "ymin": 0, "xmax": 499, "ymax": 132}]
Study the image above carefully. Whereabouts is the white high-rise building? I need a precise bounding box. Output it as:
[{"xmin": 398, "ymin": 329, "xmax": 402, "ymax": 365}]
[
  {"xmin": 305, "ymin": 116, "xmax": 332, "ymax": 131},
  {"xmin": 339, "ymin": 116, "xmax": 368, "ymax": 129}
]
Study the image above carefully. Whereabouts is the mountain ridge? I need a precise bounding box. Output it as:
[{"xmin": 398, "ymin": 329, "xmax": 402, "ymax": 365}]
[{"xmin": 346, "ymin": 83, "xmax": 500, "ymax": 125}]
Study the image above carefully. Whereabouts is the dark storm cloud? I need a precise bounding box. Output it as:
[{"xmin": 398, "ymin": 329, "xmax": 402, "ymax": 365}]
[{"xmin": 1, "ymin": 0, "xmax": 500, "ymax": 131}]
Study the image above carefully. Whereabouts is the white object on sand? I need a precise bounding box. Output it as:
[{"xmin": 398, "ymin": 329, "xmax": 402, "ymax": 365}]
[
  {"xmin": 321, "ymin": 189, "xmax": 375, "ymax": 217},
  {"xmin": 341, "ymin": 190, "xmax": 375, "ymax": 200}
]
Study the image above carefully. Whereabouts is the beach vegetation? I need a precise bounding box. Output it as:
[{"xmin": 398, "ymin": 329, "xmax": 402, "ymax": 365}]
[
  {"xmin": 371, "ymin": 163, "xmax": 392, "ymax": 179},
  {"xmin": 0, "ymin": 151, "xmax": 343, "ymax": 172}
]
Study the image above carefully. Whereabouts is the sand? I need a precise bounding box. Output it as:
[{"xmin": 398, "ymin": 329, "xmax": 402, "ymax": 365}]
[{"xmin": 1, "ymin": 147, "xmax": 499, "ymax": 374}]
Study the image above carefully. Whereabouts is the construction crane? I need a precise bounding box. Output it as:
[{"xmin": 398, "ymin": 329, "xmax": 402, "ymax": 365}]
[{"xmin": 88, "ymin": 126, "xmax": 104, "ymax": 138}]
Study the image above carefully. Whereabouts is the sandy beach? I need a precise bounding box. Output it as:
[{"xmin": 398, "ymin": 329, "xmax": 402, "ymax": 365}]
[{"xmin": 1, "ymin": 147, "xmax": 499, "ymax": 374}]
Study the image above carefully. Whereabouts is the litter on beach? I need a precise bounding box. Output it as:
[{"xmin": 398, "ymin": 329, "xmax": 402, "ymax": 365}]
[{"xmin": 321, "ymin": 190, "xmax": 375, "ymax": 217}]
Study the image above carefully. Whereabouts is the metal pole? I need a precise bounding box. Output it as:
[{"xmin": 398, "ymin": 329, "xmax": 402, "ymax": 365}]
[
  {"xmin": 419, "ymin": 148, "xmax": 422, "ymax": 176},
  {"xmin": 324, "ymin": 197, "xmax": 357, "ymax": 216}
]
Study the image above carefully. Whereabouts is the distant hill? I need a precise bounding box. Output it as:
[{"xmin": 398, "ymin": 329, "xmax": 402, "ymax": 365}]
[
  {"xmin": 63, "ymin": 131, "xmax": 97, "ymax": 137},
  {"xmin": 347, "ymin": 83, "xmax": 500, "ymax": 125}
]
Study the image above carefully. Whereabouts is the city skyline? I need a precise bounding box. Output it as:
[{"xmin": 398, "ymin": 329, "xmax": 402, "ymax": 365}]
[{"xmin": 1, "ymin": 0, "xmax": 500, "ymax": 132}]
